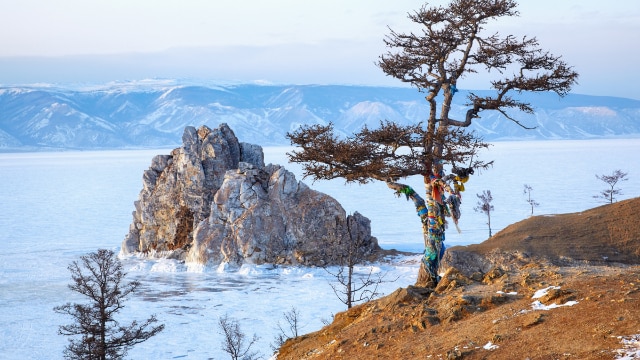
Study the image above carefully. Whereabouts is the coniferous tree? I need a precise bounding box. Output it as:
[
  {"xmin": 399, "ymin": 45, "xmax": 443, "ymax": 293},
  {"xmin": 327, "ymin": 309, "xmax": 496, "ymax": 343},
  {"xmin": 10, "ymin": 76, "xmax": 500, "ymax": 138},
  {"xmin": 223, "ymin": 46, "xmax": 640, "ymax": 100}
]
[
  {"xmin": 54, "ymin": 249, "xmax": 164, "ymax": 360},
  {"xmin": 288, "ymin": 0, "xmax": 577, "ymax": 287}
]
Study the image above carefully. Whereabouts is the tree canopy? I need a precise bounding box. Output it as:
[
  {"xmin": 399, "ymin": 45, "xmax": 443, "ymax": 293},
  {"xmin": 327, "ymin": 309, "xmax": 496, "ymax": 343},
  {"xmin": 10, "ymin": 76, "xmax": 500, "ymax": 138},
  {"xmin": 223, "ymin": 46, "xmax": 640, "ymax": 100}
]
[{"xmin": 288, "ymin": 0, "xmax": 578, "ymax": 183}]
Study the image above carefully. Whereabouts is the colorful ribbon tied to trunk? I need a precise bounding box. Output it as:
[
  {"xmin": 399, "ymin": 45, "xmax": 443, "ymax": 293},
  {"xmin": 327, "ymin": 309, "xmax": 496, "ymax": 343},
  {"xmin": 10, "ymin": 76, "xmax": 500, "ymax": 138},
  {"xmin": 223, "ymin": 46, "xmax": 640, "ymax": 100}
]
[{"xmin": 393, "ymin": 183, "xmax": 449, "ymax": 281}]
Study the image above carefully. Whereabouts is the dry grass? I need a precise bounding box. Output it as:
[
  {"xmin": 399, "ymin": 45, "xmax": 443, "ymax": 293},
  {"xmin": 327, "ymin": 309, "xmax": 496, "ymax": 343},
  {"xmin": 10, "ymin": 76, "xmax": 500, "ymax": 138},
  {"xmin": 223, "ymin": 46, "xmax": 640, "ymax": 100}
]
[{"xmin": 277, "ymin": 198, "xmax": 640, "ymax": 359}]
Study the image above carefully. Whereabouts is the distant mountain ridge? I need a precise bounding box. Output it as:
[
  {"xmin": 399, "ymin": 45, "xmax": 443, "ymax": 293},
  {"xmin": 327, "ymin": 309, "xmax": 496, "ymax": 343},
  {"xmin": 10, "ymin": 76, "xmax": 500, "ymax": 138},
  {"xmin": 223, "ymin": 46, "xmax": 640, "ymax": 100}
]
[{"xmin": 1, "ymin": 81, "xmax": 639, "ymax": 150}]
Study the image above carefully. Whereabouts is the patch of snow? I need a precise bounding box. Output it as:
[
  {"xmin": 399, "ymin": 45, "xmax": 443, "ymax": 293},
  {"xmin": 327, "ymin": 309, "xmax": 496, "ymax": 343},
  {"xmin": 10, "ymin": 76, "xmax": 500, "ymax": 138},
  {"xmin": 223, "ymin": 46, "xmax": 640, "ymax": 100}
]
[
  {"xmin": 532, "ymin": 286, "xmax": 561, "ymax": 299},
  {"xmin": 567, "ymin": 106, "xmax": 617, "ymax": 117},
  {"xmin": 483, "ymin": 341, "xmax": 499, "ymax": 350},
  {"xmin": 186, "ymin": 262, "xmax": 205, "ymax": 273},
  {"xmin": 530, "ymin": 300, "xmax": 578, "ymax": 311},
  {"xmin": 528, "ymin": 286, "xmax": 579, "ymax": 311},
  {"xmin": 149, "ymin": 258, "xmax": 183, "ymax": 272},
  {"xmin": 615, "ymin": 334, "xmax": 640, "ymax": 359},
  {"xmin": 497, "ymin": 291, "xmax": 518, "ymax": 295},
  {"xmin": 216, "ymin": 261, "xmax": 229, "ymax": 273}
]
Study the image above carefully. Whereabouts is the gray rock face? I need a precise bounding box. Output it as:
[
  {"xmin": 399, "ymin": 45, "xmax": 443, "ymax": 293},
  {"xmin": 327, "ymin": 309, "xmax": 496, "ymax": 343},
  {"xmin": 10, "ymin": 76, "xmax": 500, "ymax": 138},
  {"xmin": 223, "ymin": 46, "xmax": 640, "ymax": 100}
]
[{"xmin": 121, "ymin": 123, "xmax": 379, "ymax": 266}]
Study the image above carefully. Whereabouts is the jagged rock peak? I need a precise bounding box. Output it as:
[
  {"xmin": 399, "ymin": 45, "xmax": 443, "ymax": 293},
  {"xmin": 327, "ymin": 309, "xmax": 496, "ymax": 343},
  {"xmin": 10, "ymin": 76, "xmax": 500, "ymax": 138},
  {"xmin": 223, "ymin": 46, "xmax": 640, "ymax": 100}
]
[{"xmin": 120, "ymin": 123, "xmax": 379, "ymax": 267}]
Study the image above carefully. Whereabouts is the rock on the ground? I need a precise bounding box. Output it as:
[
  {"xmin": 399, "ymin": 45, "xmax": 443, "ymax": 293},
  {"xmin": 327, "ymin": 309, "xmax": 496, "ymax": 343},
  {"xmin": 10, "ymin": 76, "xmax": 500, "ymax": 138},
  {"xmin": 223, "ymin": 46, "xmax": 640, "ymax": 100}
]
[{"xmin": 120, "ymin": 123, "xmax": 379, "ymax": 266}]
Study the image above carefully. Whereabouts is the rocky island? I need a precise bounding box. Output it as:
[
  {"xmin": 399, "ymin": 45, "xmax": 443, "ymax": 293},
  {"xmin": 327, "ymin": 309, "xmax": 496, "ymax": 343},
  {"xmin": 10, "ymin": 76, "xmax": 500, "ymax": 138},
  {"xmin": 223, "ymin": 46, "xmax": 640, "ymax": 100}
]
[{"xmin": 120, "ymin": 124, "xmax": 380, "ymax": 266}]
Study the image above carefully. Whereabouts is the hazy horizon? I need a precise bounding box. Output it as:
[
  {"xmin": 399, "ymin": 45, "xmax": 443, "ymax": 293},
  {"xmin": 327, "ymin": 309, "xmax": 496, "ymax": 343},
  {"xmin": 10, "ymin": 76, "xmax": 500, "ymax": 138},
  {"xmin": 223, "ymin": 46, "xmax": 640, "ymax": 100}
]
[{"xmin": 1, "ymin": 1, "xmax": 639, "ymax": 100}]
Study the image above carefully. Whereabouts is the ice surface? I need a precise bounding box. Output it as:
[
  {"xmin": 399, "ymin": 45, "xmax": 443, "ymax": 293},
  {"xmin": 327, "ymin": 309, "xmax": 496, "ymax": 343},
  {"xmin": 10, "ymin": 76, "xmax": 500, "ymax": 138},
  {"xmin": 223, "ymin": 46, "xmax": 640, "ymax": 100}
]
[{"xmin": 1, "ymin": 139, "xmax": 639, "ymax": 359}]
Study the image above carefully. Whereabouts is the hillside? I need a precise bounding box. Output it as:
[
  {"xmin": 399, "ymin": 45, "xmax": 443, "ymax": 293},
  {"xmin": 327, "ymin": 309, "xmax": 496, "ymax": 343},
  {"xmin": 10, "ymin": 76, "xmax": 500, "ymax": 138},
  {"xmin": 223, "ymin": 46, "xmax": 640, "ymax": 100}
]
[
  {"xmin": 2, "ymin": 82, "xmax": 640, "ymax": 150},
  {"xmin": 277, "ymin": 198, "xmax": 640, "ymax": 359},
  {"xmin": 458, "ymin": 197, "xmax": 640, "ymax": 265}
]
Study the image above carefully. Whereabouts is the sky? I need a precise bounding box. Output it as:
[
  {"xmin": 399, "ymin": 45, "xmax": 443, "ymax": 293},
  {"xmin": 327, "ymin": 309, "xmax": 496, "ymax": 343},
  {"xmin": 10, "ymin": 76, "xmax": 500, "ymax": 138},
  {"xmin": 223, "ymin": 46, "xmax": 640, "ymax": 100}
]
[{"xmin": 0, "ymin": 0, "xmax": 639, "ymax": 99}]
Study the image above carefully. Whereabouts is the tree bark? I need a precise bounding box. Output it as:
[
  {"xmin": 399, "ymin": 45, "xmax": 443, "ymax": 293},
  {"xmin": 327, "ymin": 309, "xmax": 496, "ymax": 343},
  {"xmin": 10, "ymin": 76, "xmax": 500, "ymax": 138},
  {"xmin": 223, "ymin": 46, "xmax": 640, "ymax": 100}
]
[{"xmin": 387, "ymin": 182, "xmax": 447, "ymax": 288}]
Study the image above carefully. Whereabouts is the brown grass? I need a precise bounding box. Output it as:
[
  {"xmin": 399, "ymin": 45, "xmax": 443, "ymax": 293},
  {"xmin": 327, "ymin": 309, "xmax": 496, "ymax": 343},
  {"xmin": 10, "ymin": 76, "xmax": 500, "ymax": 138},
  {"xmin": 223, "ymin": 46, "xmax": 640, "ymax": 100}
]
[{"xmin": 277, "ymin": 198, "xmax": 640, "ymax": 359}]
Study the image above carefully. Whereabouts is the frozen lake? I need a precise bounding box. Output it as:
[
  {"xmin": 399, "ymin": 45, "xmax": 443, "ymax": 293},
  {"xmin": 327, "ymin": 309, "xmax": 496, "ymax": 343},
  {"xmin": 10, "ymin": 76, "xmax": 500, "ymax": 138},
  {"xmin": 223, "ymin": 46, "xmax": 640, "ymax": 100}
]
[{"xmin": 1, "ymin": 138, "xmax": 639, "ymax": 359}]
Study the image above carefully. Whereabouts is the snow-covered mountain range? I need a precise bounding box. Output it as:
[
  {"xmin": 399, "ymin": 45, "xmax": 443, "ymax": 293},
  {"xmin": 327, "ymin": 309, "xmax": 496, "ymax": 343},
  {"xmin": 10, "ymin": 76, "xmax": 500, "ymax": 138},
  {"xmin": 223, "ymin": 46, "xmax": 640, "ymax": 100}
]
[{"xmin": 1, "ymin": 80, "xmax": 639, "ymax": 150}]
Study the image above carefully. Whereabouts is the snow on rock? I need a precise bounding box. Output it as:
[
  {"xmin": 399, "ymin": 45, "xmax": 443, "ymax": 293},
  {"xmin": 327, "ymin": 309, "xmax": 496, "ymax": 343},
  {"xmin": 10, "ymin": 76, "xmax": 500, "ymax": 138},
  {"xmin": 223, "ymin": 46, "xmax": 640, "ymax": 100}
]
[
  {"xmin": 496, "ymin": 291, "xmax": 518, "ymax": 295},
  {"xmin": 530, "ymin": 299, "xmax": 578, "ymax": 311},
  {"xmin": 532, "ymin": 285, "xmax": 561, "ymax": 299},
  {"xmin": 615, "ymin": 334, "xmax": 640, "ymax": 359},
  {"xmin": 529, "ymin": 285, "xmax": 578, "ymax": 310},
  {"xmin": 483, "ymin": 341, "xmax": 499, "ymax": 350},
  {"xmin": 120, "ymin": 123, "xmax": 380, "ymax": 267},
  {"xmin": 567, "ymin": 106, "xmax": 617, "ymax": 117}
]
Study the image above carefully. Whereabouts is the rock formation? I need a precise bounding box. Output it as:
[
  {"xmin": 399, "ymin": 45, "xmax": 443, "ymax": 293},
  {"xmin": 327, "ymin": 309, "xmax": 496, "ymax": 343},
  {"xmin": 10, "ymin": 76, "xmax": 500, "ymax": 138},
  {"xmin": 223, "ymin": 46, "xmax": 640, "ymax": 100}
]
[{"xmin": 120, "ymin": 123, "xmax": 379, "ymax": 266}]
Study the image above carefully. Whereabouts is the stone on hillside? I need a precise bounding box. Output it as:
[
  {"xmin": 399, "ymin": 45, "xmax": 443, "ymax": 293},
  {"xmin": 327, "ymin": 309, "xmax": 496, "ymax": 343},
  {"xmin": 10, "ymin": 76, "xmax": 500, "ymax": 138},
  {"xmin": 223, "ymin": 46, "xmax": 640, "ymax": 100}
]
[
  {"xmin": 440, "ymin": 249, "xmax": 493, "ymax": 278},
  {"xmin": 120, "ymin": 123, "xmax": 379, "ymax": 266}
]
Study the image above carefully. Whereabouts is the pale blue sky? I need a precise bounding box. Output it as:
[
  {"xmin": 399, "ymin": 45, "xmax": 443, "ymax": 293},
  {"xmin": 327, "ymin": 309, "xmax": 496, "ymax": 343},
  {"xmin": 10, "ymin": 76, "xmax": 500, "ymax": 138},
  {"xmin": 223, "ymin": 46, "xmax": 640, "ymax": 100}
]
[{"xmin": 1, "ymin": 0, "xmax": 639, "ymax": 99}]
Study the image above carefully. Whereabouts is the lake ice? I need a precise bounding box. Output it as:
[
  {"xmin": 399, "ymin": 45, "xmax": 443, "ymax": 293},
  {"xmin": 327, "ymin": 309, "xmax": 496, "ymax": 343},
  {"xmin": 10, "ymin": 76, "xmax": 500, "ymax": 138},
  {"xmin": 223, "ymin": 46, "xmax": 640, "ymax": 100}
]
[{"xmin": 1, "ymin": 138, "xmax": 638, "ymax": 359}]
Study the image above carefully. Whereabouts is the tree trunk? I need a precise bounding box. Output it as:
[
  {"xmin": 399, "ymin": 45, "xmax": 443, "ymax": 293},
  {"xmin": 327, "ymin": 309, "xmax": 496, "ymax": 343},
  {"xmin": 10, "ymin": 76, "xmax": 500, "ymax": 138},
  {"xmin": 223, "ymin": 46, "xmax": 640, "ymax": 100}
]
[
  {"xmin": 387, "ymin": 182, "xmax": 448, "ymax": 288},
  {"xmin": 416, "ymin": 261, "xmax": 435, "ymax": 288},
  {"xmin": 347, "ymin": 264, "xmax": 353, "ymax": 309},
  {"xmin": 415, "ymin": 238, "xmax": 443, "ymax": 288}
]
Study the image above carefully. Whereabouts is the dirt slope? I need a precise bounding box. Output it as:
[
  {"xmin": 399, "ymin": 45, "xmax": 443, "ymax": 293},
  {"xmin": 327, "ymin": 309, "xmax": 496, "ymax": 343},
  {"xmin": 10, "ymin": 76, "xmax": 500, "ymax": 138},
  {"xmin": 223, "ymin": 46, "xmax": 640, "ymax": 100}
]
[
  {"xmin": 462, "ymin": 197, "xmax": 640, "ymax": 264},
  {"xmin": 277, "ymin": 198, "xmax": 640, "ymax": 359}
]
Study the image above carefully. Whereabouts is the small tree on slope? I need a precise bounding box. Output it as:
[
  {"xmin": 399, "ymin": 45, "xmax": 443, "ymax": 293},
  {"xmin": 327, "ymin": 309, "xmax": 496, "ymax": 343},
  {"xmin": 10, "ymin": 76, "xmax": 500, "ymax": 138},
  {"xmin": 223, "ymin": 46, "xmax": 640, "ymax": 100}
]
[
  {"xmin": 474, "ymin": 190, "xmax": 494, "ymax": 238},
  {"xmin": 325, "ymin": 214, "xmax": 389, "ymax": 309},
  {"xmin": 287, "ymin": 0, "xmax": 578, "ymax": 287},
  {"xmin": 54, "ymin": 249, "xmax": 164, "ymax": 360},
  {"xmin": 271, "ymin": 307, "xmax": 302, "ymax": 351},
  {"xmin": 594, "ymin": 169, "xmax": 628, "ymax": 204},
  {"xmin": 523, "ymin": 184, "xmax": 539, "ymax": 216}
]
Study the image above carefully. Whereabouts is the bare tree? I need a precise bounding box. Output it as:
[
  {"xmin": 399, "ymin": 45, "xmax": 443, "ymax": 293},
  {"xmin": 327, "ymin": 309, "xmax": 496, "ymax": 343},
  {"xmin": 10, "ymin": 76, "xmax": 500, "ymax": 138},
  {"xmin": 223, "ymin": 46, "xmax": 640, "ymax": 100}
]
[
  {"xmin": 54, "ymin": 249, "xmax": 164, "ymax": 360},
  {"xmin": 218, "ymin": 314, "xmax": 260, "ymax": 360},
  {"xmin": 325, "ymin": 264, "xmax": 386, "ymax": 310},
  {"xmin": 325, "ymin": 214, "xmax": 390, "ymax": 309},
  {"xmin": 474, "ymin": 190, "xmax": 494, "ymax": 237},
  {"xmin": 320, "ymin": 315, "xmax": 334, "ymax": 326},
  {"xmin": 594, "ymin": 169, "xmax": 628, "ymax": 203},
  {"xmin": 288, "ymin": 0, "xmax": 577, "ymax": 287},
  {"xmin": 271, "ymin": 307, "xmax": 302, "ymax": 351},
  {"xmin": 523, "ymin": 184, "xmax": 539, "ymax": 216}
]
